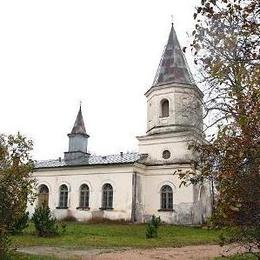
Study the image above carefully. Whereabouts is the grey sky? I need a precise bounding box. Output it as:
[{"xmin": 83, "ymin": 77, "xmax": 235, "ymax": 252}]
[{"xmin": 0, "ymin": 0, "xmax": 200, "ymax": 160}]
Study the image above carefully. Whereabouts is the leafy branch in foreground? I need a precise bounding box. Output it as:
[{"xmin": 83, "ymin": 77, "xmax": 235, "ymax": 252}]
[{"xmin": 181, "ymin": 0, "xmax": 260, "ymax": 253}]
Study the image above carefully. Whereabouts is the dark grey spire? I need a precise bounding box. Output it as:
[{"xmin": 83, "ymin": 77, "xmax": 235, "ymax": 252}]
[
  {"xmin": 153, "ymin": 23, "xmax": 194, "ymax": 86},
  {"xmin": 64, "ymin": 105, "xmax": 90, "ymax": 161},
  {"xmin": 71, "ymin": 105, "xmax": 87, "ymax": 136}
]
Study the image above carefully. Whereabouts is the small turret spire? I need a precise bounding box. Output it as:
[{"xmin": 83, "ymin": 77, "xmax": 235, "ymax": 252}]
[
  {"xmin": 64, "ymin": 105, "xmax": 90, "ymax": 161},
  {"xmin": 153, "ymin": 23, "xmax": 194, "ymax": 86},
  {"xmin": 71, "ymin": 104, "xmax": 87, "ymax": 135}
]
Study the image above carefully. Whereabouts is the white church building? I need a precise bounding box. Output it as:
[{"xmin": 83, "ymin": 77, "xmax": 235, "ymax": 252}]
[{"xmin": 28, "ymin": 24, "xmax": 212, "ymax": 224}]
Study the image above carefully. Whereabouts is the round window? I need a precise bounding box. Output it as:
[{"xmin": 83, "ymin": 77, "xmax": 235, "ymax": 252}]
[{"xmin": 162, "ymin": 150, "xmax": 171, "ymax": 159}]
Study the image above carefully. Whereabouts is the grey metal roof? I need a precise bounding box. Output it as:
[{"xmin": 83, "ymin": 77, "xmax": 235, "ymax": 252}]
[
  {"xmin": 70, "ymin": 105, "xmax": 88, "ymax": 135},
  {"xmin": 153, "ymin": 23, "xmax": 195, "ymax": 86},
  {"xmin": 35, "ymin": 152, "xmax": 140, "ymax": 169}
]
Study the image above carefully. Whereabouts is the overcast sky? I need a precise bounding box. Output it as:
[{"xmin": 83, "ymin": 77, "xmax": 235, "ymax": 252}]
[{"xmin": 0, "ymin": 0, "xmax": 200, "ymax": 160}]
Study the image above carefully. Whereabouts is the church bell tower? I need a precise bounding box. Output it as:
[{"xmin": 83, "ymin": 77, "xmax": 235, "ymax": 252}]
[{"xmin": 137, "ymin": 23, "xmax": 204, "ymax": 164}]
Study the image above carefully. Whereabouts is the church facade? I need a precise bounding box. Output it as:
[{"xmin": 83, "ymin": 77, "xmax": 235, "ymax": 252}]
[{"xmin": 28, "ymin": 24, "xmax": 212, "ymax": 224}]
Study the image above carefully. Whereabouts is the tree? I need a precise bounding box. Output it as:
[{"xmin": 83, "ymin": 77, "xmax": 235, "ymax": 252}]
[
  {"xmin": 32, "ymin": 205, "xmax": 61, "ymax": 237},
  {"xmin": 182, "ymin": 0, "xmax": 260, "ymax": 252},
  {"xmin": 0, "ymin": 133, "xmax": 35, "ymax": 257}
]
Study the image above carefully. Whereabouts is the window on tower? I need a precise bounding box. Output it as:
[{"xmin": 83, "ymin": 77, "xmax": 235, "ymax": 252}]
[{"xmin": 161, "ymin": 99, "xmax": 169, "ymax": 117}]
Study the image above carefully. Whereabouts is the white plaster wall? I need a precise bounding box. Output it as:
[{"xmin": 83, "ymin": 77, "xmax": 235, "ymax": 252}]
[
  {"xmin": 140, "ymin": 165, "xmax": 195, "ymax": 224},
  {"xmin": 138, "ymin": 132, "xmax": 194, "ymax": 162},
  {"xmin": 146, "ymin": 84, "xmax": 203, "ymax": 134},
  {"xmin": 28, "ymin": 165, "xmax": 134, "ymax": 221},
  {"xmin": 147, "ymin": 87, "xmax": 176, "ymax": 132}
]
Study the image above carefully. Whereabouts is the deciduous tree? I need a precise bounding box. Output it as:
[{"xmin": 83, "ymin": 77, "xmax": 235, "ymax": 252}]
[
  {"xmin": 182, "ymin": 0, "xmax": 260, "ymax": 251},
  {"xmin": 0, "ymin": 133, "xmax": 35, "ymax": 257}
]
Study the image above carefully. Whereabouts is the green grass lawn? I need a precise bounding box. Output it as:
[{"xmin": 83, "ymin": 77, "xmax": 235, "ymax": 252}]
[
  {"xmin": 10, "ymin": 253, "xmax": 59, "ymax": 260},
  {"xmin": 11, "ymin": 222, "xmax": 222, "ymax": 249}
]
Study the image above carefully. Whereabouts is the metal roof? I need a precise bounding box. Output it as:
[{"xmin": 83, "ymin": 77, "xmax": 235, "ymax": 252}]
[
  {"xmin": 153, "ymin": 23, "xmax": 195, "ymax": 86},
  {"xmin": 35, "ymin": 152, "xmax": 140, "ymax": 169}
]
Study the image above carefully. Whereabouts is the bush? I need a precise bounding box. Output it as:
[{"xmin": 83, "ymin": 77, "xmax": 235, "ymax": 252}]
[
  {"xmin": 9, "ymin": 211, "xmax": 29, "ymax": 235},
  {"xmin": 0, "ymin": 228, "xmax": 11, "ymax": 259},
  {"xmin": 32, "ymin": 206, "xmax": 60, "ymax": 237},
  {"xmin": 146, "ymin": 215, "xmax": 161, "ymax": 239}
]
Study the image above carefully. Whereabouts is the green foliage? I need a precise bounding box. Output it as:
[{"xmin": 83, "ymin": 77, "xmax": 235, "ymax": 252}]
[
  {"xmin": 0, "ymin": 228, "xmax": 11, "ymax": 259},
  {"xmin": 0, "ymin": 133, "xmax": 35, "ymax": 256},
  {"xmin": 9, "ymin": 211, "xmax": 29, "ymax": 235},
  {"xmin": 32, "ymin": 206, "xmax": 63, "ymax": 237},
  {"xmin": 146, "ymin": 215, "xmax": 161, "ymax": 239}
]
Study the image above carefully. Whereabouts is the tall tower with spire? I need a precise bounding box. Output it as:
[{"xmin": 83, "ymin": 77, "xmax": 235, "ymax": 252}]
[
  {"xmin": 64, "ymin": 105, "xmax": 90, "ymax": 161},
  {"xmin": 137, "ymin": 23, "xmax": 204, "ymax": 163}
]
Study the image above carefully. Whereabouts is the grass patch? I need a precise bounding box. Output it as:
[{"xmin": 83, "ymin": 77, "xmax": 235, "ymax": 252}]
[
  {"xmin": 10, "ymin": 252, "xmax": 59, "ymax": 260},
  {"xmin": 11, "ymin": 222, "xmax": 223, "ymax": 249},
  {"xmin": 86, "ymin": 217, "xmax": 130, "ymax": 224}
]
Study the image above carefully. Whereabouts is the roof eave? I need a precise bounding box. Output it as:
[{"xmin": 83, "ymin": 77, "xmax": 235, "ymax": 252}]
[
  {"xmin": 34, "ymin": 161, "xmax": 138, "ymax": 171},
  {"xmin": 144, "ymin": 83, "xmax": 204, "ymax": 98}
]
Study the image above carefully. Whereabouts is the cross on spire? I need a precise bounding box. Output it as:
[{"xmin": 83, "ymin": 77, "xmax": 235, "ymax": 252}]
[{"xmin": 171, "ymin": 14, "xmax": 174, "ymax": 25}]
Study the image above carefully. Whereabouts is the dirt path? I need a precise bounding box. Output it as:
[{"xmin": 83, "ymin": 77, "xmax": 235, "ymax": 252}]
[{"xmin": 17, "ymin": 244, "xmax": 255, "ymax": 259}]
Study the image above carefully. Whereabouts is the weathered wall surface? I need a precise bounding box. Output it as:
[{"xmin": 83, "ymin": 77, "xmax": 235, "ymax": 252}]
[
  {"xmin": 192, "ymin": 183, "xmax": 212, "ymax": 224},
  {"xmin": 28, "ymin": 163, "xmax": 211, "ymax": 224},
  {"xmin": 146, "ymin": 84, "xmax": 203, "ymax": 135},
  {"xmin": 28, "ymin": 165, "xmax": 134, "ymax": 221},
  {"xmin": 134, "ymin": 173, "xmax": 145, "ymax": 222},
  {"xmin": 139, "ymin": 165, "xmax": 196, "ymax": 224},
  {"xmin": 137, "ymin": 131, "xmax": 197, "ymax": 163}
]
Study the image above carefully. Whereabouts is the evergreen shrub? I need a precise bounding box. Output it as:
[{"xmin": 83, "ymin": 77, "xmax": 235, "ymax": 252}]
[
  {"xmin": 146, "ymin": 215, "xmax": 161, "ymax": 239},
  {"xmin": 32, "ymin": 206, "xmax": 62, "ymax": 237}
]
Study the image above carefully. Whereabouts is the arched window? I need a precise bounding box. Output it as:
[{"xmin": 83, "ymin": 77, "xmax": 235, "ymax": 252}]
[
  {"xmin": 161, "ymin": 99, "xmax": 169, "ymax": 118},
  {"xmin": 38, "ymin": 184, "xmax": 49, "ymax": 207},
  {"xmin": 79, "ymin": 184, "xmax": 89, "ymax": 208},
  {"xmin": 59, "ymin": 184, "xmax": 68, "ymax": 208},
  {"xmin": 161, "ymin": 185, "xmax": 173, "ymax": 210},
  {"xmin": 102, "ymin": 184, "xmax": 113, "ymax": 209}
]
